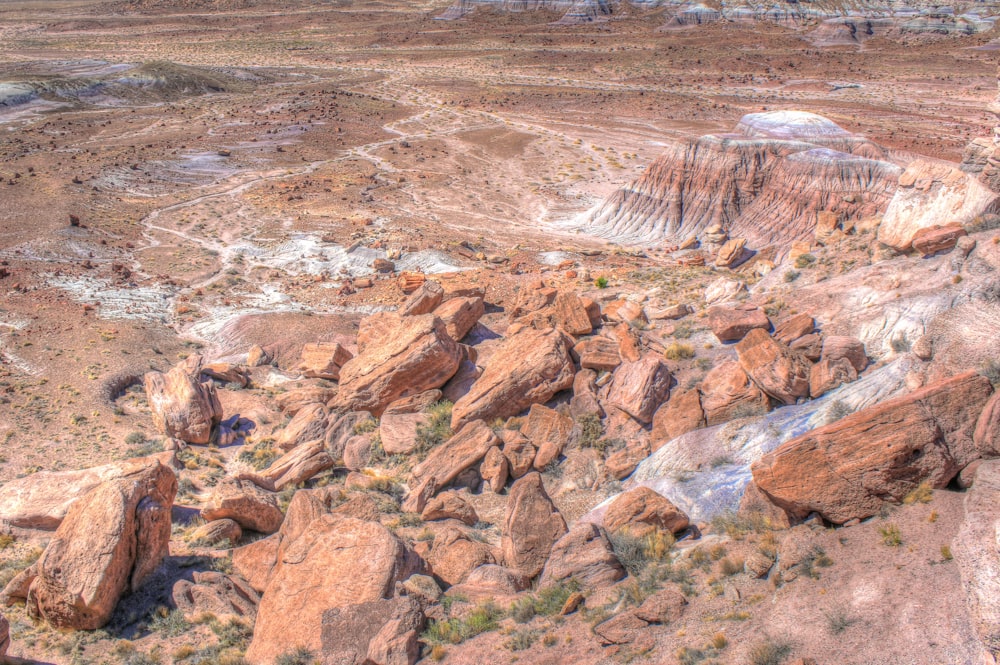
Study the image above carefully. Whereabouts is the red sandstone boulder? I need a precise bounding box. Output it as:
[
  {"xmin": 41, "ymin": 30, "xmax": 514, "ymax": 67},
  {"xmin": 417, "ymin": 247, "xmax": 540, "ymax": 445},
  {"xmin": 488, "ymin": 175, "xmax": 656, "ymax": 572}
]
[
  {"xmin": 575, "ymin": 336, "xmax": 622, "ymax": 372},
  {"xmin": 451, "ymin": 326, "xmax": 575, "ymax": 429},
  {"xmin": 699, "ymin": 360, "xmax": 771, "ymax": 425},
  {"xmin": 276, "ymin": 402, "xmax": 329, "ymax": 451},
  {"xmin": 433, "ymin": 296, "xmax": 484, "ymax": 341},
  {"xmin": 427, "ymin": 527, "xmax": 496, "ymax": 586},
  {"xmin": 751, "ymin": 371, "xmax": 995, "ymax": 523},
  {"xmin": 651, "ymin": 389, "xmax": 705, "ymax": 451},
  {"xmin": 501, "ymin": 473, "xmax": 567, "ymax": 578},
  {"xmin": 144, "ymin": 355, "xmax": 223, "ymax": 444},
  {"xmin": 201, "ymin": 478, "xmax": 284, "ymax": 534},
  {"xmin": 707, "ymin": 306, "xmax": 771, "ymax": 343},
  {"xmin": 399, "ymin": 280, "xmax": 444, "ymax": 316},
  {"xmin": 298, "ymin": 342, "xmax": 354, "ymax": 381},
  {"xmin": 735, "ymin": 328, "xmax": 811, "ymax": 405},
  {"xmin": 604, "ymin": 355, "xmax": 673, "ymax": 424},
  {"xmin": 773, "ymin": 313, "xmax": 815, "ymax": 345},
  {"xmin": 911, "ymin": 223, "xmax": 967, "ymax": 256},
  {"xmin": 405, "ymin": 421, "xmax": 500, "ymax": 511},
  {"xmin": 421, "ymin": 491, "xmax": 478, "ymax": 526},
  {"xmin": 603, "ymin": 486, "xmax": 690, "ymax": 537},
  {"xmin": 333, "ymin": 312, "xmax": 462, "ymax": 417},
  {"xmin": 539, "ymin": 522, "xmax": 625, "ymax": 589}
]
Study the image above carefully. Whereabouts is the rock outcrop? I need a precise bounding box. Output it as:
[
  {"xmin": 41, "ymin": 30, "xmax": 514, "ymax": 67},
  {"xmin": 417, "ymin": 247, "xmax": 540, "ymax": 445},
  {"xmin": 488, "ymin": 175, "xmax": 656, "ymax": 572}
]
[
  {"xmin": 23, "ymin": 461, "xmax": 176, "ymax": 629},
  {"xmin": 735, "ymin": 328, "xmax": 812, "ymax": 406},
  {"xmin": 201, "ymin": 478, "xmax": 284, "ymax": 534},
  {"xmin": 604, "ymin": 356, "xmax": 673, "ymax": 424},
  {"xmin": 501, "ymin": 473, "xmax": 567, "ymax": 578},
  {"xmin": 245, "ymin": 515, "xmax": 412, "ymax": 664},
  {"xmin": 539, "ymin": 522, "xmax": 625, "ymax": 589},
  {"xmin": 751, "ymin": 372, "xmax": 994, "ymax": 523},
  {"xmin": 451, "ymin": 326, "xmax": 576, "ymax": 429},
  {"xmin": 333, "ymin": 312, "xmax": 461, "ymax": 417},
  {"xmin": 603, "ymin": 486, "xmax": 690, "ymax": 536},
  {"xmin": 144, "ymin": 355, "xmax": 223, "ymax": 444},
  {"xmin": 577, "ymin": 111, "xmax": 900, "ymax": 249}
]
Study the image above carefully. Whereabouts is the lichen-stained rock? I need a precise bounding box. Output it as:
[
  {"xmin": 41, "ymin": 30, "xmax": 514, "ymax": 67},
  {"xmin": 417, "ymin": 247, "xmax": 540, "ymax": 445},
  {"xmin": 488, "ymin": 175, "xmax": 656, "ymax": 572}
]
[
  {"xmin": 539, "ymin": 522, "xmax": 625, "ymax": 589},
  {"xmin": 501, "ymin": 472, "xmax": 567, "ymax": 578},
  {"xmin": 699, "ymin": 360, "xmax": 771, "ymax": 425},
  {"xmin": 144, "ymin": 355, "xmax": 223, "ymax": 444},
  {"xmin": 604, "ymin": 356, "xmax": 673, "ymax": 424},
  {"xmin": 752, "ymin": 371, "xmax": 994, "ymax": 524},
  {"xmin": 172, "ymin": 571, "xmax": 259, "ymax": 622},
  {"xmin": 707, "ymin": 305, "xmax": 771, "ymax": 343},
  {"xmin": 298, "ymin": 342, "xmax": 354, "ymax": 381},
  {"xmin": 735, "ymin": 328, "xmax": 812, "ymax": 405},
  {"xmin": 432, "ymin": 296, "xmax": 484, "ymax": 342},
  {"xmin": 333, "ymin": 312, "xmax": 462, "ymax": 417},
  {"xmin": 451, "ymin": 326, "xmax": 575, "ymax": 430},
  {"xmin": 276, "ymin": 402, "xmax": 329, "ymax": 451},
  {"xmin": 399, "ymin": 279, "xmax": 443, "ymax": 316},
  {"xmin": 201, "ymin": 478, "xmax": 284, "ymax": 534},
  {"xmin": 245, "ymin": 515, "xmax": 411, "ymax": 664},
  {"xmin": 25, "ymin": 461, "xmax": 176, "ymax": 630},
  {"xmin": 603, "ymin": 486, "xmax": 690, "ymax": 537},
  {"xmin": 879, "ymin": 159, "xmax": 997, "ymax": 251},
  {"xmin": 651, "ymin": 389, "xmax": 705, "ymax": 451}
]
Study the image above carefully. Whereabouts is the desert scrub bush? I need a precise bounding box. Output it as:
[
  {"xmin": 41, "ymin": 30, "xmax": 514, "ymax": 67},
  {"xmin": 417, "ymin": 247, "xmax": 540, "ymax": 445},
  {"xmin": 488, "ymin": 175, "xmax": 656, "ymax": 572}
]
[
  {"xmin": 664, "ymin": 342, "xmax": 695, "ymax": 361},
  {"xmin": 424, "ymin": 601, "xmax": 503, "ymax": 645},
  {"xmin": 673, "ymin": 322, "xmax": 695, "ymax": 339},
  {"xmin": 235, "ymin": 439, "xmax": 277, "ymax": 470},
  {"xmin": 0, "ymin": 545, "xmax": 42, "ymax": 588},
  {"xmin": 783, "ymin": 270, "xmax": 800, "ymax": 284},
  {"xmin": 799, "ymin": 547, "xmax": 833, "ymax": 579},
  {"xmin": 594, "ymin": 276, "xmax": 609, "ymax": 289},
  {"xmin": 879, "ymin": 523, "xmax": 902, "ymax": 547},
  {"xmin": 889, "ymin": 334, "xmax": 911, "ymax": 353},
  {"xmin": 274, "ymin": 647, "xmax": 314, "ymax": 665},
  {"xmin": 794, "ymin": 253, "xmax": 816, "ymax": 269},
  {"xmin": 0, "ymin": 534, "xmax": 14, "ymax": 550},
  {"xmin": 979, "ymin": 359, "xmax": 1000, "ymax": 387},
  {"xmin": 577, "ymin": 412, "xmax": 603, "ymax": 449},
  {"xmin": 415, "ymin": 401, "xmax": 454, "ymax": 455},
  {"xmin": 718, "ymin": 556, "xmax": 744, "ymax": 577},
  {"xmin": 510, "ymin": 579, "xmax": 580, "ymax": 622},
  {"xmin": 825, "ymin": 609, "xmax": 856, "ymax": 635},
  {"xmin": 211, "ymin": 617, "xmax": 253, "ymax": 650},
  {"xmin": 352, "ymin": 418, "xmax": 379, "ymax": 435},
  {"xmin": 609, "ymin": 528, "xmax": 675, "ymax": 577},
  {"xmin": 710, "ymin": 511, "xmax": 774, "ymax": 539},
  {"xmin": 505, "ymin": 628, "xmax": 540, "ymax": 651},
  {"xmin": 748, "ymin": 637, "xmax": 792, "ymax": 665},
  {"xmin": 147, "ymin": 606, "xmax": 189, "ymax": 637},
  {"xmin": 903, "ymin": 482, "xmax": 933, "ymax": 505},
  {"xmin": 941, "ymin": 545, "xmax": 953, "ymax": 561}
]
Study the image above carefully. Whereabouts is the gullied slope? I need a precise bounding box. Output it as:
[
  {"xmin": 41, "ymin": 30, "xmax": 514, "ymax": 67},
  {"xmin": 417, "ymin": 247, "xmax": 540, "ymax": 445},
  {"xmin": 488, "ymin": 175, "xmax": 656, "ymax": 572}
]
[{"xmin": 576, "ymin": 111, "xmax": 901, "ymax": 248}]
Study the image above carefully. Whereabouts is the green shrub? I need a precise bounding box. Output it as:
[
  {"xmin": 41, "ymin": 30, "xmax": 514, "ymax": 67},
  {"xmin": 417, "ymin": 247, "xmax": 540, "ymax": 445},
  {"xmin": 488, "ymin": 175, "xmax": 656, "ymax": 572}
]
[
  {"xmin": 783, "ymin": 270, "xmax": 800, "ymax": 283},
  {"xmin": 879, "ymin": 523, "xmax": 902, "ymax": 547},
  {"xmin": 594, "ymin": 276, "xmax": 609, "ymax": 289},
  {"xmin": 147, "ymin": 607, "xmax": 189, "ymax": 637},
  {"xmin": 794, "ymin": 253, "xmax": 816, "ymax": 269},
  {"xmin": 423, "ymin": 602, "xmax": 503, "ymax": 645},
  {"xmin": 609, "ymin": 528, "xmax": 675, "ymax": 576},
  {"xmin": 415, "ymin": 401, "xmax": 454, "ymax": 456},
  {"xmin": 505, "ymin": 628, "xmax": 539, "ymax": 651}
]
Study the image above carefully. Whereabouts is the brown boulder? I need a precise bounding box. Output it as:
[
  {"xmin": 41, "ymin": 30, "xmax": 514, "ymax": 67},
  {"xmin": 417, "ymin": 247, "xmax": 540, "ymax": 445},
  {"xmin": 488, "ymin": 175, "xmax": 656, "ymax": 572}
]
[
  {"xmin": 380, "ymin": 412, "xmax": 430, "ymax": 455},
  {"xmin": 911, "ymin": 222, "xmax": 968, "ymax": 256},
  {"xmin": 384, "ymin": 389, "xmax": 443, "ymax": 415},
  {"xmin": 407, "ymin": 420, "xmax": 500, "ymax": 509},
  {"xmin": 427, "ymin": 527, "xmax": 496, "ymax": 586},
  {"xmin": 611, "ymin": 322, "xmax": 642, "ymax": 362},
  {"xmin": 298, "ymin": 342, "xmax": 354, "ymax": 381},
  {"xmin": 699, "ymin": 360, "xmax": 771, "ymax": 425},
  {"xmin": 773, "ymin": 313, "xmax": 815, "ymax": 345},
  {"xmin": 421, "ymin": 491, "xmax": 478, "ymax": 525},
  {"xmin": 276, "ymin": 402, "xmax": 329, "ymax": 451},
  {"xmin": 575, "ymin": 336, "xmax": 622, "ymax": 372},
  {"xmin": 605, "ymin": 439, "xmax": 652, "ymax": 480},
  {"xmin": 144, "ymin": 356, "xmax": 223, "ymax": 444},
  {"xmin": 751, "ymin": 371, "xmax": 995, "ymax": 523},
  {"xmin": 975, "ymin": 391, "xmax": 1000, "ymax": 455},
  {"xmin": 634, "ymin": 587, "xmax": 687, "ymax": 624},
  {"xmin": 651, "ymin": 389, "xmax": 705, "ymax": 451},
  {"xmin": 480, "ymin": 446, "xmax": 509, "ymax": 493},
  {"xmin": 275, "ymin": 385, "xmax": 335, "ymax": 415},
  {"xmin": 735, "ymin": 328, "xmax": 811, "ymax": 406},
  {"xmin": 715, "ymin": 238, "xmax": 749, "ymax": 267},
  {"xmin": 320, "ymin": 597, "xmax": 424, "ymax": 665},
  {"xmin": 603, "ymin": 486, "xmax": 689, "ymax": 537},
  {"xmin": 247, "ymin": 344, "xmax": 272, "ymax": 367},
  {"xmin": 809, "ymin": 357, "xmax": 857, "ymax": 398},
  {"xmin": 522, "ymin": 404, "xmax": 573, "ymax": 460},
  {"xmin": 189, "ymin": 519, "xmax": 243, "ymax": 548},
  {"xmin": 172, "ymin": 571, "xmax": 259, "ymax": 622},
  {"xmin": 433, "ymin": 296, "xmax": 484, "ymax": 342},
  {"xmin": 333, "ymin": 312, "xmax": 461, "ymax": 417},
  {"xmin": 25, "ymin": 461, "xmax": 176, "ymax": 629},
  {"xmin": 594, "ymin": 612, "xmax": 648, "ymax": 645},
  {"xmin": 325, "ymin": 411, "xmax": 374, "ymax": 460},
  {"xmin": 821, "ymin": 335, "xmax": 868, "ymax": 372},
  {"xmin": 501, "ymin": 430, "xmax": 537, "ymax": 479},
  {"xmin": 605, "ymin": 299, "xmax": 647, "ymax": 325},
  {"xmin": 261, "ymin": 439, "xmax": 334, "ymax": 491},
  {"xmin": 201, "ymin": 362, "xmax": 250, "ymax": 388},
  {"xmin": 539, "ymin": 522, "xmax": 625, "ymax": 589},
  {"xmin": 649, "ymin": 303, "xmax": 693, "ymax": 321},
  {"xmin": 570, "ymin": 368, "xmax": 604, "ymax": 419},
  {"xmin": 399, "ymin": 280, "xmax": 443, "ymax": 316},
  {"xmin": 501, "ymin": 473, "xmax": 567, "ymax": 578},
  {"xmin": 790, "ymin": 333, "xmax": 824, "ymax": 361},
  {"xmin": 451, "ymin": 326, "xmax": 575, "ymax": 429},
  {"xmin": 245, "ymin": 515, "xmax": 412, "ymax": 664},
  {"xmin": 707, "ymin": 306, "xmax": 771, "ymax": 343},
  {"xmin": 551, "ymin": 291, "xmax": 594, "ymax": 336},
  {"xmin": 605, "ymin": 356, "xmax": 672, "ymax": 424},
  {"xmin": 232, "ymin": 535, "xmax": 280, "ymax": 594},
  {"xmin": 201, "ymin": 478, "xmax": 284, "ymax": 534}
]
